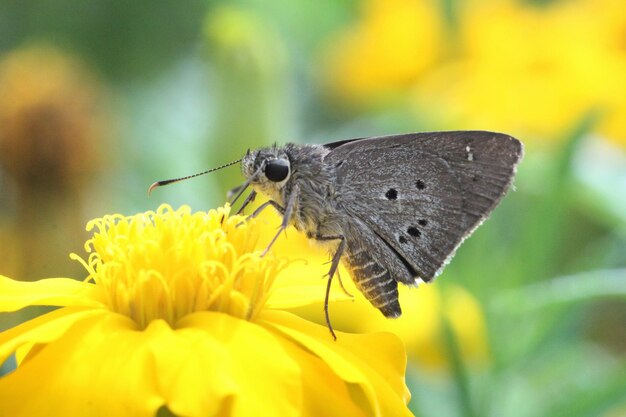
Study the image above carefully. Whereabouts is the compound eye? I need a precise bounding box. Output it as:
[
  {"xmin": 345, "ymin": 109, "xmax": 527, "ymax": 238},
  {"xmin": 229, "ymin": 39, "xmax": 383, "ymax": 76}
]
[{"xmin": 264, "ymin": 158, "xmax": 290, "ymax": 182}]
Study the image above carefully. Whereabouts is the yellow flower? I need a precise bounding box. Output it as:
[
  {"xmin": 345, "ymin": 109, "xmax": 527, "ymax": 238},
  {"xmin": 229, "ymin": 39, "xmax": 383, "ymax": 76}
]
[
  {"xmin": 0, "ymin": 44, "xmax": 107, "ymax": 281},
  {"xmin": 0, "ymin": 44, "xmax": 104, "ymax": 188},
  {"xmin": 343, "ymin": 285, "xmax": 490, "ymax": 369},
  {"xmin": 413, "ymin": 0, "xmax": 626, "ymax": 144},
  {"xmin": 590, "ymin": 0, "xmax": 626, "ymax": 146},
  {"xmin": 322, "ymin": 0, "xmax": 443, "ymax": 104},
  {"xmin": 0, "ymin": 205, "xmax": 412, "ymax": 417}
]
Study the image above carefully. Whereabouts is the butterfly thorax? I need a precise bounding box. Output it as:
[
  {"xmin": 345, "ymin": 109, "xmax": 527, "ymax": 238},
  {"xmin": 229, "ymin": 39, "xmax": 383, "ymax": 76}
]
[
  {"xmin": 284, "ymin": 144, "xmax": 345, "ymax": 237},
  {"xmin": 242, "ymin": 143, "xmax": 345, "ymax": 239}
]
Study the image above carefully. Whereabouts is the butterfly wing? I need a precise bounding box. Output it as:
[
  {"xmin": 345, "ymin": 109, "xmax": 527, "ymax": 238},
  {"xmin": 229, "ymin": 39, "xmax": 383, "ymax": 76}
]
[{"xmin": 326, "ymin": 131, "xmax": 523, "ymax": 283}]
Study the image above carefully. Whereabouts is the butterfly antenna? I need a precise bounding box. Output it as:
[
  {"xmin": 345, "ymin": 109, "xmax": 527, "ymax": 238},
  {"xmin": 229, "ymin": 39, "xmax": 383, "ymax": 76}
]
[{"xmin": 148, "ymin": 158, "xmax": 241, "ymax": 195}]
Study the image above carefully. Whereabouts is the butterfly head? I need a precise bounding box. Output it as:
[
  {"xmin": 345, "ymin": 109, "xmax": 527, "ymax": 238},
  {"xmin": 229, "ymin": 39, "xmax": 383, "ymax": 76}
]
[{"xmin": 241, "ymin": 146, "xmax": 292, "ymax": 199}]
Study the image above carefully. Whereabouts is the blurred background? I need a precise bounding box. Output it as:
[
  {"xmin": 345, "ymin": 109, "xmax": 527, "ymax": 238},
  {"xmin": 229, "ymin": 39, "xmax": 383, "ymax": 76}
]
[{"xmin": 0, "ymin": 0, "xmax": 625, "ymax": 415}]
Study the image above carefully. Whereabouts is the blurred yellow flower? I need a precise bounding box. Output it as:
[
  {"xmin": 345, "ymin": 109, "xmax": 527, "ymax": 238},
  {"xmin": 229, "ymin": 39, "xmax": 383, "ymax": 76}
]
[
  {"xmin": 328, "ymin": 283, "xmax": 490, "ymax": 370},
  {"xmin": 322, "ymin": 0, "xmax": 443, "ymax": 103},
  {"xmin": 259, "ymin": 209, "xmax": 490, "ymax": 370},
  {"xmin": 590, "ymin": 0, "xmax": 626, "ymax": 146},
  {"xmin": 0, "ymin": 205, "xmax": 412, "ymax": 417},
  {"xmin": 0, "ymin": 44, "xmax": 107, "ymax": 281},
  {"xmin": 0, "ymin": 44, "xmax": 103, "ymax": 188},
  {"xmin": 413, "ymin": 0, "xmax": 626, "ymax": 144}
]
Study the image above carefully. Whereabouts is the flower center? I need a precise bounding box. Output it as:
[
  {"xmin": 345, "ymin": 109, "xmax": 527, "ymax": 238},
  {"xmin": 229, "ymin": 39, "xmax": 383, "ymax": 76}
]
[{"xmin": 72, "ymin": 205, "xmax": 286, "ymax": 329}]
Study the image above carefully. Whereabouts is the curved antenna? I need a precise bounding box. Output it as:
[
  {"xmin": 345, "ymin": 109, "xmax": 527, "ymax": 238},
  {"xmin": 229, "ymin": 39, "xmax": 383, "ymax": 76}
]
[{"xmin": 148, "ymin": 158, "xmax": 241, "ymax": 195}]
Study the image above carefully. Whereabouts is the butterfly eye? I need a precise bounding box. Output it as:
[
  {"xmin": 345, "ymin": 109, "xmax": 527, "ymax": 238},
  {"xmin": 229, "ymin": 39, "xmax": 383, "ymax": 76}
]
[{"xmin": 264, "ymin": 158, "xmax": 290, "ymax": 182}]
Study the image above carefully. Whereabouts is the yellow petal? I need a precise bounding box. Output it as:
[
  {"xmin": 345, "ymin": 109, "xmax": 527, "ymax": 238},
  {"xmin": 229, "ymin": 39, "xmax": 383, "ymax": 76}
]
[
  {"xmin": 0, "ymin": 313, "xmax": 158, "ymax": 417},
  {"xmin": 174, "ymin": 311, "xmax": 302, "ymax": 417},
  {"xmin": 269, "ymin": 331, "xmax": 372, "ymax": 417},
  {"xmin": 0, "ymin": 275, "xmax": 103, "ymax": 312},
  {"xmin": 0, "ymin": 310, "xmax": 305, "ymax": 417},
  {"xmin": 259, "ymin": 310, "xmax": 412, "ymax": 417},
  {"xmin": 268, "ymin": 261, "xmax": 354, "ymax": 309},
  {"xmin": 0, "ymin": 306, "xmax": 108, "ymax": 366}
]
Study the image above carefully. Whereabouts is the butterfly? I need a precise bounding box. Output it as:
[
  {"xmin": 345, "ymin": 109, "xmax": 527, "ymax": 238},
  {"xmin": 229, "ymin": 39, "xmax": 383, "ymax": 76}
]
[{"xmin": 151, "ymin": 131, "xmax": 523, "ymax": 339}]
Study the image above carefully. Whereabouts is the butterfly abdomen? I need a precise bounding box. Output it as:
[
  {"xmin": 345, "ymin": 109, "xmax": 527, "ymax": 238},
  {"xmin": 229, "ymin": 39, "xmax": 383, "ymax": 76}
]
[{"xmin": 343, "ymin": 246, "xmax": 401, "ymax": 318}]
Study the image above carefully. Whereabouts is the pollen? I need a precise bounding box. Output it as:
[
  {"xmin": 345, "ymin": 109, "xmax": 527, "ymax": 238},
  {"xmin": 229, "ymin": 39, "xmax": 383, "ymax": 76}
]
[{"xmin": 72, "ymin": 204, "xmax": 286, "ymax": 329}]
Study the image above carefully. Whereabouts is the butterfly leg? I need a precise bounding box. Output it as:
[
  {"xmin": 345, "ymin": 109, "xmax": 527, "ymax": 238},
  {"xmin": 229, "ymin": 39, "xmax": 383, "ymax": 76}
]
[
  {"xmin": 313, "ymin": 233, "xmax": 347, "ymax": 341},
  {"xmin": 235, "ymin": 194, "xmax": 282, "ymax": 227},
  {"xmin": 236, "ymin": 190, "xmax": 257, "ymax": 215},
  {"xmin": 221, "ymin": 184, "xmax": 245, "ymax": 225},
  {"xmin": 322, "ymin": 259, "xmax": 352, "ymax": 297},
  {"xmin": 245, "ymin": 198, "xmax": 284, "ymax": 220},
  {"xmin": 224, "ymin": 189, "xmax": 258, "ymax": 225},
  {"xmin": 257, "ymin": 184, "xmax": 300, "ymax": 257},
  {"xmin": 226, "ymin": 184, "xmax": 244, "ymax": 201},
  {"xmin": 237, "ymin": 199, "xmax": 286, "ymax": 255},
  {"xmin": 335, "ymin": 269, "xmax": 353, "ymax": 298}
]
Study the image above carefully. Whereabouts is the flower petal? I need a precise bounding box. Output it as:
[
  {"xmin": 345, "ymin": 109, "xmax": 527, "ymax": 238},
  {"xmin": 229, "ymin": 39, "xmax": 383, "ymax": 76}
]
[
  {"xmin": 0, "ymin": 275, "xmax": 104, "ymax": 312},
  {"xmin": 269, "ymin": 331, "xmax": 374, "ymax": 417},
  {"xmin": 268, "ymin": 261, "xmax": 354, "ymax": 309},
  {"xmin": 259, "ymin": 310, "xmax": 412, "ymax": 417},
  {"xmin": 173, "ymin": 311, "xmax": 302, "ymax": 417},
  {"xmin": 0, "ymin": 312, "xmax": 155, "ymax": 417},
  {"xmin": 0, "ymin": 306, "xmax": 107, "ymax": 366},
  {"xmin": 0, "ymin": 314, "xmax": 163, "ymax": 416},
  {"xmin": 0, "ymin": 310, "xmax": 305, "ymax": 417}
]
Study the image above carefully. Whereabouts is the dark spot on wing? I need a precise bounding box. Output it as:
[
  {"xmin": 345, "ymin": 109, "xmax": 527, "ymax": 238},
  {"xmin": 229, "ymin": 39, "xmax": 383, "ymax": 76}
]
[
  {"xmin": 399, "ymin": 236, "xmax": 408, "ymax": 244},
  {"xmin": 407, "ymin": 226, "xmax": 421, "ymax": 237},
  {"xmin": 472, "ymin": 175, "xmax": 479, "ymax": 182},
  {"xmin": 418, "ymin": 219, "xmax": 428, "ymax": 227},
  {"xmin": 416, "ymin": 180, "xmax": 425, "ymax": 190},
  {"xmin": 385, "ymin": 188, "xmax": 398, "ymax": 200}
]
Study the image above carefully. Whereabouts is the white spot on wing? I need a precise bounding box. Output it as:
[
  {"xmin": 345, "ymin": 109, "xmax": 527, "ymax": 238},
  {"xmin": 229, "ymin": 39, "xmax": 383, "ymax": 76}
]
[{"xmin": 466, "ymin": 145, "xmax": 474, "ymax": 161}]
